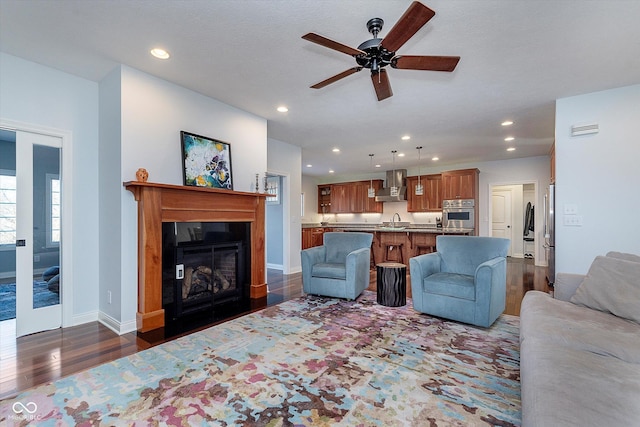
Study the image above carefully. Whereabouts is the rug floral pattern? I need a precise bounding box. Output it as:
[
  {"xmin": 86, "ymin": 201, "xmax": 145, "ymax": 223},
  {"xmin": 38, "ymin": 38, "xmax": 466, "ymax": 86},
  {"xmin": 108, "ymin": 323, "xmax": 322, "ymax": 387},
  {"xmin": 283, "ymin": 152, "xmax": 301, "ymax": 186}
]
[{"xmin": 0, "ymin": 291, "xmax": 520, "ymax": 426}]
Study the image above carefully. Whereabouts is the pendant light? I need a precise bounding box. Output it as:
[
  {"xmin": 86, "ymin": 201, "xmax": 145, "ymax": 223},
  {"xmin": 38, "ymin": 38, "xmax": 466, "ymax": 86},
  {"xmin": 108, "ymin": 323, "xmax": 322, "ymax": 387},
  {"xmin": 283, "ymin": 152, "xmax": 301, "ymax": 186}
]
[
  {"xmin": 390, "ymin": 150, "xmax": 398, "ymax": 197},
  {"xmin": 415, "ymin": 146, "xmax": 424, "ymax": 196},
  {"xmin": 368, "ymin": 154, "xmax": 376, "ymax": 198}
]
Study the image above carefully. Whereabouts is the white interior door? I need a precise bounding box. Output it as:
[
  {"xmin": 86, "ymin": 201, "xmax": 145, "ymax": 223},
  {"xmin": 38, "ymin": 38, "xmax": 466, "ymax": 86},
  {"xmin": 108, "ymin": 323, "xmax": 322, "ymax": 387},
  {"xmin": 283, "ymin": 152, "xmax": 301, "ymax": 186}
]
[
  {"xmin": 492, "ymin": 189, "xmax": 513, "ymax": 257},
  {"xmin": 15, "ymin": 130, "xmax": 62, "ymax": 336}
]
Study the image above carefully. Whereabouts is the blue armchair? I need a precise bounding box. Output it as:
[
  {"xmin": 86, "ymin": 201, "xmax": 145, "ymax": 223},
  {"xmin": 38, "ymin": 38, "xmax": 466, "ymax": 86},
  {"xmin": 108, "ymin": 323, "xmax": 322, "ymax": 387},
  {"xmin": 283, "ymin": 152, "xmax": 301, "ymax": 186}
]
[
  {"xmin": 409, "ymin": 235, "xmax": 510, "ymax": 327},
  {"xmin": 301, "ymin": 232, "xmax": 373, "ymax": 300}
]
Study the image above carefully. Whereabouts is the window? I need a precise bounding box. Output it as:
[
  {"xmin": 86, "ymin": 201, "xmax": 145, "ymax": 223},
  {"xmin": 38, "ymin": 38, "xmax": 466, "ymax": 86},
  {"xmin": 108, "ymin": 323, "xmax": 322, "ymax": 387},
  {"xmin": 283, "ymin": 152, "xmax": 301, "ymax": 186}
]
[
  {"xmin": 0, "ymin": 171, "xmax": 17, "ymax": 248},
  {"xmin": 46, "ymin": 173, "xmax": 60, "ymax": 246},
  {"xmin": 0, "ymin": 172, "xmax": 60, "ymax": 248}
]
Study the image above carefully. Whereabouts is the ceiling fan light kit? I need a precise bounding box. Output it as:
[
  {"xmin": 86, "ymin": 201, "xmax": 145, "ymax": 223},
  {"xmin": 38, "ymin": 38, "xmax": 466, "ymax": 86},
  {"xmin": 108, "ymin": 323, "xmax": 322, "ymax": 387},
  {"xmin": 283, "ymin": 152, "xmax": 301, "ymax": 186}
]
[{"xmin": 302, "ymin": 1, "xmax": 460, "ymax": 101}]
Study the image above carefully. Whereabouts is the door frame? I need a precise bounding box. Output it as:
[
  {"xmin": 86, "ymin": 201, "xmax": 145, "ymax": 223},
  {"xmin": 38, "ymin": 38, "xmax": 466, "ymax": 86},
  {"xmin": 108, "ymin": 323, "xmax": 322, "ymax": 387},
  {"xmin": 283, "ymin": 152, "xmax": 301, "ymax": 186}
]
[
  {"xmin": 488, "ymin": 180, "xmax": 540, "ymax": 265},
  {"xmin": 266, "ymin": 169, "xmax": 291, "ymax": 274},
  {"xmin": 1, "ymin": 118, "xmax": 74, "ymax": 330}
]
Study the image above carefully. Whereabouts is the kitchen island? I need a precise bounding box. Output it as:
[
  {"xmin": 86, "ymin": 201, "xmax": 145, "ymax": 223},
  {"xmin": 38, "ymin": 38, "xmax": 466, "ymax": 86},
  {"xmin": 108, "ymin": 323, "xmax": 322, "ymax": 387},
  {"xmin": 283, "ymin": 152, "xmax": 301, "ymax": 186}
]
[{"xmin": 301, "ymin": 223, "xmax": 473, "ymax": 264}]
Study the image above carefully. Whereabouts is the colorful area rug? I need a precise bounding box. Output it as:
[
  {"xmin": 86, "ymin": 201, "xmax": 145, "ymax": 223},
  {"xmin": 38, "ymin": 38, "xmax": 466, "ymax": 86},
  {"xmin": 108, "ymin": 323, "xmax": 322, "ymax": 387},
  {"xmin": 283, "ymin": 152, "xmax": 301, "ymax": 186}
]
[{"xmin": 0, "ymin": 291, "xmax": 521, "ymax": 426}]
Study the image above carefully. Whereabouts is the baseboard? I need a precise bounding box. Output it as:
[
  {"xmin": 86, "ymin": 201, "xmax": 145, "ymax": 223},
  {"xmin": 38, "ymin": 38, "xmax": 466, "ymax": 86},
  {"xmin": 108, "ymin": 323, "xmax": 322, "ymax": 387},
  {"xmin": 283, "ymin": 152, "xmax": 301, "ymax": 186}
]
[
  {"xmin": 267, "ymin": 263, "xmax": 284, "ymax": 270},
  {"xmin": 72, "ymin": 310, "xmax": 99, "ymax": 326},
  {"xmin": 98, "ymin": 311, "xmax": 137, "ymax": 335},
  {"xmin": 288, "ymin": 265, "xmax": 302, "ymax": 274}
]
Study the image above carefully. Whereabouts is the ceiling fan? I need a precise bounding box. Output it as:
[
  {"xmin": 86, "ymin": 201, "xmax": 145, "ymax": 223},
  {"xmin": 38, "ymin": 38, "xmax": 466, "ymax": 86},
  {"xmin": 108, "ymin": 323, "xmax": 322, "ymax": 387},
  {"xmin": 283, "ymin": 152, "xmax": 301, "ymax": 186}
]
[{"xmin": 302, "ymin": 1, "xmax": 460, "ymax": 101}]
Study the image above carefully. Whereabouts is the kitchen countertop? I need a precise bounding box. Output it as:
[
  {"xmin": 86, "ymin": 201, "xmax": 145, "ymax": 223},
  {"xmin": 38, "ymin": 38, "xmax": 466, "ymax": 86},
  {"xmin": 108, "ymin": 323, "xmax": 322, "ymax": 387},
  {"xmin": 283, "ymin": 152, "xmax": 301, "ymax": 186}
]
[{"xmin": 302, "ymin": 223, "xmax": 473, "ymax": 234}]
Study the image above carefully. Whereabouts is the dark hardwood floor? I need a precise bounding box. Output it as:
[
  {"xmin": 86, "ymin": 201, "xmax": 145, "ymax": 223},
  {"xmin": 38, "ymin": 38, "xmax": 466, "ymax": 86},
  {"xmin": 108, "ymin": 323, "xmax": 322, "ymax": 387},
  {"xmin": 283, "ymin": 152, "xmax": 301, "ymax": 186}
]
[{"xmin": 0, "ymin": 258, "xmax": 548, "ymax": 400}]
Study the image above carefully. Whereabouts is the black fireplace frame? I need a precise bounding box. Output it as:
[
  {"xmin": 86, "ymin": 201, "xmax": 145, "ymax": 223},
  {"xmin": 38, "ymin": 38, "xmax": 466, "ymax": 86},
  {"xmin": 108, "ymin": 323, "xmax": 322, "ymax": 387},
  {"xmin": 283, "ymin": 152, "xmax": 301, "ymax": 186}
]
[{"xmin": 162, "ymin": 221, "xmax": 251, "ymax": 326}]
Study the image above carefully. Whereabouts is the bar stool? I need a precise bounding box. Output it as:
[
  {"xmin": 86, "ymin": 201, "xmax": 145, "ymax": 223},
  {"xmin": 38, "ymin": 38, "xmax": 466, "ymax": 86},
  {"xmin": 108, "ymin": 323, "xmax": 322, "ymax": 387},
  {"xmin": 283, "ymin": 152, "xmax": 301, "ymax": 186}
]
[
  {"xmin": 383, "ymin": 243, "xmax": 404, "ymax": 264},
  {"xmin": 370, "ymin": 241, "xmax": 376, "ymax": 269},
  {"xmin": 416, "ymin": 244, "xmax": 436, "ymax": 256}
]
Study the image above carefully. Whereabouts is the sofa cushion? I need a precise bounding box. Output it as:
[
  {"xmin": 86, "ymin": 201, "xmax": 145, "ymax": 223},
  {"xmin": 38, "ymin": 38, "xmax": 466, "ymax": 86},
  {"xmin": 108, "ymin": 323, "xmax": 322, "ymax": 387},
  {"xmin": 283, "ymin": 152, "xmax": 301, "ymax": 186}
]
[
  {"xmin": 311, "ymin": 263, "xmax": 346, "ymax": 280},
  {"xmin": 606, "ymin": 251, "xmax": 640, "ymax": 263},
  {"xmin": 520, "ymin": 337, "xmax": 640, "ymax": 427},
  {"xmin": 521, "ymin": 291, "xmax": 640, "ymax": 363},
  {"xmin": 423, "ymin": 272, "xmax": 475, "ymax": 300},
  {"xmin": 570, "ymin": 255, "xmax": 640, "ymax": 324}
]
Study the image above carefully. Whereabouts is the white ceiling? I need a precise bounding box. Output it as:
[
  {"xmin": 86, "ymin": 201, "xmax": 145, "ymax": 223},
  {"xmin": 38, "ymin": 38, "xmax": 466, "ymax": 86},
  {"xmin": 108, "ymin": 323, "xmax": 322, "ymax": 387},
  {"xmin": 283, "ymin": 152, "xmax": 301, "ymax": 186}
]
[{"xmin": 2, "ymin": 0, "xmax": 640, "ymax": 176}]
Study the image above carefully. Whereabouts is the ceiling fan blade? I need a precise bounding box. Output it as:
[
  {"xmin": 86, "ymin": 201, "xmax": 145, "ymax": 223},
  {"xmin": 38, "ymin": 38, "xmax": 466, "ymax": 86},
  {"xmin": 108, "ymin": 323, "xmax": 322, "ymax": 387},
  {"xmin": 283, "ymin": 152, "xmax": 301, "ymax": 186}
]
[
  {"xmin": 310, "ymin": 67, "xmax": 363, "ymax": 89},
  {"xmin": 302, "ymin": 33, "xmax": 365, "ymax": 57},
  {"xmin": 380, "ymin": 1, "xmax": 436, "ymax": 53},
  {"xmin": 392, "ymin": 55, "xmax": 460, "ymax": 71},
  {"xmin": 371, "ymin": 69, "xmax": 393, "ymax": 101}
]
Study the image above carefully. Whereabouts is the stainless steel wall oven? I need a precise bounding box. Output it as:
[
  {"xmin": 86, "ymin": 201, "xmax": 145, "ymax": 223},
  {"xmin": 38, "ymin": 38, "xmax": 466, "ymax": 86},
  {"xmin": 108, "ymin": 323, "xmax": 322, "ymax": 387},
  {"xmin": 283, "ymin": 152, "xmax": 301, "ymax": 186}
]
[{"xmin": 442, "ymin": 199, "xmax": 475, "ymax": 229}]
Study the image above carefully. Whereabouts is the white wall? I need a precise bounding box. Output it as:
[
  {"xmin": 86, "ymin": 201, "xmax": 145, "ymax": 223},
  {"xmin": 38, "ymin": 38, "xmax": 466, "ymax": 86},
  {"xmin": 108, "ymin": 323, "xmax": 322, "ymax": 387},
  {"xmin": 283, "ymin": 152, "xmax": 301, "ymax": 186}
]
[
  {"xmin": 555, "ymin": 83, "xmax": 640, "ymax": 275},
  {"xmin": 267, "ymin": 138, "xmax": 302, "ymax": 273},
  {"xmin": 98, "ymin": 66, "xmax": 123, "ymax": 329},
  {"xmin": 0, "ymin": 53, "xmax": 100, "ymax": 325},
  {"xmin": 114, "ymin": 66, "xmax": 268, "ymax": 331}
]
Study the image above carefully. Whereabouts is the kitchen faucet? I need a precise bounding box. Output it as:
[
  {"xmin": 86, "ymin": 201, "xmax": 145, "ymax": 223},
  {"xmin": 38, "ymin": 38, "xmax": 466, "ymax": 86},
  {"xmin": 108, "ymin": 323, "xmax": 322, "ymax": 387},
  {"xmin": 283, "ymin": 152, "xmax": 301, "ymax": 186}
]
[{"xmin": 391, "ymin": 212, "xmax": 401, "ymax": 228}]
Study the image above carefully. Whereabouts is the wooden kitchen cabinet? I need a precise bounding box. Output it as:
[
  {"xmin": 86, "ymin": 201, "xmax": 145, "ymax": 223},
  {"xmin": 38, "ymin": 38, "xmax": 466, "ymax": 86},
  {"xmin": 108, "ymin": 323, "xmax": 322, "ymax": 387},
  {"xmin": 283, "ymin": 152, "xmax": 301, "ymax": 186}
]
[
  {"xmin": 318, "ymin": 185, "xmax": 332, "ymax": 214},
  {"xmin": 302, "ymin": 227, "xmax": 326, "ymax": 249},
  {"xmin": 357, "ymin": 180, "xmax": 384, "ymax": 213},
  {"xmin": 407, "ymin": 174, "xmax": 442, "ymax": 212},
  {"xmin": 441, "ymin": 168, "xmax": 479, "ymax": 200},
  {"xmin": 330, "ymin": 183, "xmax": 351, "ymax": 213},
  {"xmin": 317, "ymin": 180, "xmax": 383, "ymax": 214}
]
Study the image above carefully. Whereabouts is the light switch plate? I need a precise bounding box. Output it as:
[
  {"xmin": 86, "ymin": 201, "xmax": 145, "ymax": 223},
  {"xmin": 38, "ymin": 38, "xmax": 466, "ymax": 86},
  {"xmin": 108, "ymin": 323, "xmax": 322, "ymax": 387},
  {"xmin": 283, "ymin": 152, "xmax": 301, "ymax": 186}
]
[
  {"xmin": 564, "ymin": 204, "xmax": 578, "ymax": 215},
  {"xmin": 564, "ymin": 215, "xmax": 583, "ymax": 226}
]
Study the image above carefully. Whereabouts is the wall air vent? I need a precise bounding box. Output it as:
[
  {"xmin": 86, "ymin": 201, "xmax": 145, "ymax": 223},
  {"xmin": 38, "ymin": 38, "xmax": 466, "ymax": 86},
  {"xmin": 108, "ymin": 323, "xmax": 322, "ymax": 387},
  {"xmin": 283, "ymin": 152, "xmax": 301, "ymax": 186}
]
[{"xmin": 570, "ymin": 123, "xmax": 599, "ymax": 137}]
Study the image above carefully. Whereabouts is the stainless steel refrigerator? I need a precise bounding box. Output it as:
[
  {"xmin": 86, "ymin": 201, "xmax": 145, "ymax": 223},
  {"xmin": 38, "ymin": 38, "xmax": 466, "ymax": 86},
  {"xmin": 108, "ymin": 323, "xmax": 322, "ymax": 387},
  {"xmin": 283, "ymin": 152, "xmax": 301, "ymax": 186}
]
[{"xmin": 544, "ymin": 184, "xmax": 555, "ymax": 285}]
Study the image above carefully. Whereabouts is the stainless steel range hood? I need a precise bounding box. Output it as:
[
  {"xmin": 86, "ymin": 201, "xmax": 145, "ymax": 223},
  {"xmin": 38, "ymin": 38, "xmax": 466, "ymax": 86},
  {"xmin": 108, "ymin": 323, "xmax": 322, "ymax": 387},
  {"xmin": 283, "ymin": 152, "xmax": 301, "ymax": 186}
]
[{"xmin": 375, "ymin": 169, "xmax": 407, "ymax": 202}]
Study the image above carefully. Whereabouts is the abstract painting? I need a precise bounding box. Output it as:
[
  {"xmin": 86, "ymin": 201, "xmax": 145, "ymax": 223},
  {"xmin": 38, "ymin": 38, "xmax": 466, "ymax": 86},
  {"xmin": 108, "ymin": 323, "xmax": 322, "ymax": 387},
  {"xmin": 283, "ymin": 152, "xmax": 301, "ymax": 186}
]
[{"xmin": 181, "ymin": 131, "xmax": 233, "ymax": 189}]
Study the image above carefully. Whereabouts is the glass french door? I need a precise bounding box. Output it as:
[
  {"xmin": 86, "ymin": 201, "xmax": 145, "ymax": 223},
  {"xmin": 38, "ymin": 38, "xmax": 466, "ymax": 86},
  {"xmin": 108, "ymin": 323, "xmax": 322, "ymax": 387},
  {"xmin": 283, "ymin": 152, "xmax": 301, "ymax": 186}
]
[{"xmin": 0, "ymin": 129, "xmax": 62, "ymax": 336}]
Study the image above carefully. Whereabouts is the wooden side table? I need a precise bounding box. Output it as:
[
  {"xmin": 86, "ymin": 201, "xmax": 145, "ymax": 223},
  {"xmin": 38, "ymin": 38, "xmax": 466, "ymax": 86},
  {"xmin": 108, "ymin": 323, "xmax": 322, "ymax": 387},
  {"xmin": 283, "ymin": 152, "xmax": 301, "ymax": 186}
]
[{"xmin": 376, "ymin": 262, "xmax": 407, "ymax": 307}]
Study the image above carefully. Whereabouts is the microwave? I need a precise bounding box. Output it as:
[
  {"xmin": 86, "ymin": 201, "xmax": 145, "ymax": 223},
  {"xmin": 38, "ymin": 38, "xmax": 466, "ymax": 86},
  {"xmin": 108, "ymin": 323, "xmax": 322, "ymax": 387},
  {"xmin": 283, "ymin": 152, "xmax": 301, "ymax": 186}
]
[{"xmin": 442, "ymin": 199, "xmax": 475, "ymax": 229}]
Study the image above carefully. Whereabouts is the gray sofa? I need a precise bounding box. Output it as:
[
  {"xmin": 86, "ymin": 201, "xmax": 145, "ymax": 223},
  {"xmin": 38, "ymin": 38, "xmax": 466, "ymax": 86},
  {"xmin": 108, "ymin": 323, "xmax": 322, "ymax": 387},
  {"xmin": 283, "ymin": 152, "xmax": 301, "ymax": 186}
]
[{"xmin": 520, "ymin": 251, "xmax": 640, "ymax": 426}]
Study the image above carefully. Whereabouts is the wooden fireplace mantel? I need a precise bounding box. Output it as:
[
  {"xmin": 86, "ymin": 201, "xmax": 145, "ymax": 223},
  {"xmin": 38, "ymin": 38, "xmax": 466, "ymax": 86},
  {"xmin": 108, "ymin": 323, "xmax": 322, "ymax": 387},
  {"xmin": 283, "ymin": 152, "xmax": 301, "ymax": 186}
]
[{"xmin": 124, "ymin": 181, "xmax": 269, "ymax": 332}]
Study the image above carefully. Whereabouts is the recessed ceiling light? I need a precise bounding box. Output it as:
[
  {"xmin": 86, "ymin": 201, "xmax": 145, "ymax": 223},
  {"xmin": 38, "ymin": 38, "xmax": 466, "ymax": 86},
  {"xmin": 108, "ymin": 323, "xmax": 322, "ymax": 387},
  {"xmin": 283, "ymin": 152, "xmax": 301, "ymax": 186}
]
[
  {"xmin": 150, "ymin": 48, "xmax": 170, "ymax": 59},
  {"xmin": 375, "ymin": 164, "xmax": 381, "ymax": 168},
  {"xmin": 277, "ymin": 106, "xmax": 289, "ymax": 113},
  {"xmin": 432, "ymin": 157, "xmax": 439, "ymax": 161},
  {"xmin": 504, "ymin": 136, "xmax": 515, "ymax": 141},
  {"xmin": 332, "ymin": 148, "xmax": 340, "ymax": 153},
  {"xmin": 306, "ymin": 164, "xmax": 312, "ymax": 168},
  {"xmin": 401, "ymin": 135, "xmax": 411, "ymax": 140},
  {"xmin": 398, "ymin": 153, "xmax": 405, "ymax": 157},
  {"xmin": 507, "ymin": 147, "xmax": 516, "ymax": 152},
  {"xmin": 502, "ymin": 121, "xmax": 514, "ymax": 126},
  {"xmin": 329, "ymin": 170, "xmax": 335, "ymax": 173}
]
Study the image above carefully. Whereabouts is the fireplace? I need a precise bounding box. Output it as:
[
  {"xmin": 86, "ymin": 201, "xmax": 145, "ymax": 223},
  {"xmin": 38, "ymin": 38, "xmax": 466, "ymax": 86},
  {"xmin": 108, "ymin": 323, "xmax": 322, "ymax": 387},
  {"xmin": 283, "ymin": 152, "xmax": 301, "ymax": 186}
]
[
  {"xmin": 162, "ymin": 222, "xmax": 249, "ymax": 325},
  {"xmin": 124, "ymin": 181, "xmax": 268, "ymax": 333}
]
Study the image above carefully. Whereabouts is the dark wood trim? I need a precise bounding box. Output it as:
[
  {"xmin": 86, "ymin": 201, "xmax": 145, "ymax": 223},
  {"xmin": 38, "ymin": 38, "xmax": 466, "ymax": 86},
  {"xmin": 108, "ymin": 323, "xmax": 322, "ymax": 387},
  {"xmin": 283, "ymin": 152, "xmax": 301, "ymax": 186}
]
[{"xmin": 124, "ymin": 181, "xmax": 270, "ymax": 332}]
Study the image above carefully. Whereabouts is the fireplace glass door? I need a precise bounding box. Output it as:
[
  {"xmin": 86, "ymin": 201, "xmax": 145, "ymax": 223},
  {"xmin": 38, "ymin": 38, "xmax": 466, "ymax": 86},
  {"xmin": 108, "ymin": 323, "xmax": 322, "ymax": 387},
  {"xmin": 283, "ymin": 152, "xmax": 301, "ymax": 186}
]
[{"xmin": 172, "ymin": 242, "xmax": 243, "ymax": 319}]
